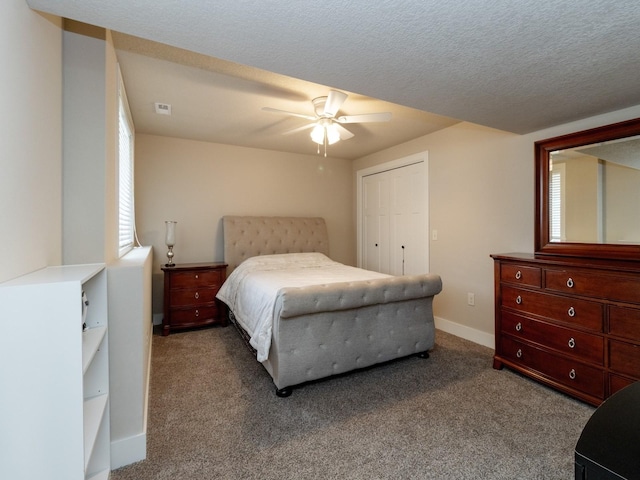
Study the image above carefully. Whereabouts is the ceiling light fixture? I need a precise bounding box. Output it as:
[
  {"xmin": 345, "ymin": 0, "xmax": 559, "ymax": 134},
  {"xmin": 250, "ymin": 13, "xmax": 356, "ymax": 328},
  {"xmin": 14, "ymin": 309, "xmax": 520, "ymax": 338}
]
[{"xmin": 310, "ymin": 118, "xmax": 341, "ymax": 157}]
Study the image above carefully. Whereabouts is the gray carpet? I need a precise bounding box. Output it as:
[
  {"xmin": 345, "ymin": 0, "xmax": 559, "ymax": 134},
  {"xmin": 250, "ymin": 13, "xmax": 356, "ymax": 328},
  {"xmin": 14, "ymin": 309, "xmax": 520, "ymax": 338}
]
[{"xmin": 111, "ymin": 326, "xmax": 594, "ymax": 479}]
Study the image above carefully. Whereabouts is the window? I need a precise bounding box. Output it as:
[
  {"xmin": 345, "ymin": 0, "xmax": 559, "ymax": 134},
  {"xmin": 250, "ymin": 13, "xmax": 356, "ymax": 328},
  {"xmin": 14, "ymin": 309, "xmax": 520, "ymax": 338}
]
[
  {"xmin": 118, "ymin": 66, "xmax": 136, "ymax": 257},
  {"xmin": 549, "ymin": 161, "xmax": 565, "ymax": 242}
]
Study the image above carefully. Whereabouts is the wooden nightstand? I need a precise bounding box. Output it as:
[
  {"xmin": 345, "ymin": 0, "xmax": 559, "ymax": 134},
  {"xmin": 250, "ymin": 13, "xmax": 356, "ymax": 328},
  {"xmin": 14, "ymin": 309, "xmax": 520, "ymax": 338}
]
[{"xmin": 161, "ymin": 262, "xmax": 227, "ymax": 336}]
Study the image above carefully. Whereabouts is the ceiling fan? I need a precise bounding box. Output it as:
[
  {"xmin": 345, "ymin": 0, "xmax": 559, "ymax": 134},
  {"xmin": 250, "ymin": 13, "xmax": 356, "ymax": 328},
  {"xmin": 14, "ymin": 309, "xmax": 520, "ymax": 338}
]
[{"xmin": 262, "ymin": 90, "xmax": 392, "ymax": 156}]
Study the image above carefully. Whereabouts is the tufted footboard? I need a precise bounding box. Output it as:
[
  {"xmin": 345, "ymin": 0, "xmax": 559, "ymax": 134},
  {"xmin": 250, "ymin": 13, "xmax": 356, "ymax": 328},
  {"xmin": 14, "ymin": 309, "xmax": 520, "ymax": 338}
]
[{"xmin": 263, "ymin": 274, "xmax": 442, "ymax": 394}]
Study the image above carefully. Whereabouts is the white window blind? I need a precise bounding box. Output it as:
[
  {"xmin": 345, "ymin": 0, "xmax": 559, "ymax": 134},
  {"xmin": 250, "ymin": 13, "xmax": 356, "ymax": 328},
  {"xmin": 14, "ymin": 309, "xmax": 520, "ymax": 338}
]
[
  {"xmin": 118, "ymin": 67, "xmax": 135, "ymax": 257},
  {"xmin": 549, "ymin": 162, "xmax": 565, "ymax": 242}
]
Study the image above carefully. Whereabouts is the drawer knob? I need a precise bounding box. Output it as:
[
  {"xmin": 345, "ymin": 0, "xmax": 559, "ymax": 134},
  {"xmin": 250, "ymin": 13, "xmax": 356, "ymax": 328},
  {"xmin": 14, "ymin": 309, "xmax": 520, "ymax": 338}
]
[
  {"xmin": 566, "ymin": 277, "xmax": 574, "ymax": 288},
  {"xmin": 515, "ymin": 295, "xmax": 522, "ymax": 305},
  {"xmin": 195, "ymin": 274, "xmax": 199, "ymax": 279},
  {"xmin": 569, "ymin": 369, "xmax": 576, "ymax": 380},
  {"xmin": 516, "ymin": 349, "xmax": 522, "ymax": 358},
  {"xmin": 515, "ymin": 322, "xmax": 522, "ymax": 332},
  {"xmin": 195, "ymin": 309, "xmax": 199, "ymax": 317},
  {"xmin": 568, "ymin": 337, "xmax": 576, "ymax": 349},
  {"xmin": 515, "ymin": 270, "xmax": 522, "ymax": 280},
  {"xmin": 195, "ymin": 292, "xmax": 200, "ymax": 299},
  {"xmin": 567, "ymin": 306, "xmax": 575, "ymax": 317}
]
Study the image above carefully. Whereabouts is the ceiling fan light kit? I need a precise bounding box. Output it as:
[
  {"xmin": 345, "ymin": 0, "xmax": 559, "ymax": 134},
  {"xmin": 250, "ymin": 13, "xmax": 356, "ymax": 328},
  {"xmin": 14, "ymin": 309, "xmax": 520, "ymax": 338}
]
[{"xmin": 262, "ymin": 89, "xmax": 392, "ymax": 156}]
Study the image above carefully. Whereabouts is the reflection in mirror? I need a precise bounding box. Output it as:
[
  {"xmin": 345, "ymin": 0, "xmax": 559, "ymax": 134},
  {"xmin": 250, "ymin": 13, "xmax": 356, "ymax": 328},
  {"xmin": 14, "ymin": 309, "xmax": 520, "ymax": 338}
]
[{"xmin": 549, "ymin": 135, "xmax": 640, "ymax": 244}]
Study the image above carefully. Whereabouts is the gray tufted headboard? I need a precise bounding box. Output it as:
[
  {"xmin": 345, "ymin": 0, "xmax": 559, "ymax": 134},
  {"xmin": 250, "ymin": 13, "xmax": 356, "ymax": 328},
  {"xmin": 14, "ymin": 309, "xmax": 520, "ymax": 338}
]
[{"xmin": 222, "ymin": 216, "xmax": 330, "ymax": 274}]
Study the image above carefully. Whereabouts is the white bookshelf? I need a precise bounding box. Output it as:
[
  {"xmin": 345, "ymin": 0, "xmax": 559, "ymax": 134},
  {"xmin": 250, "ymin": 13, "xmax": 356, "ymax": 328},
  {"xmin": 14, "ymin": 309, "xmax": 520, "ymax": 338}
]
[{"xmin": 0, "ymin": 264, "xmax": 111, "ymax": 479}]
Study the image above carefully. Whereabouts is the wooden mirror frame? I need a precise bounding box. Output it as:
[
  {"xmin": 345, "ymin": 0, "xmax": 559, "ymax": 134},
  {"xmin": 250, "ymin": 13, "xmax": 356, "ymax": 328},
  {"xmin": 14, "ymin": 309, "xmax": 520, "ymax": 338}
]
[{"xmin": 535, "ymin": 117, "xmax": 640, "ymax": 261}]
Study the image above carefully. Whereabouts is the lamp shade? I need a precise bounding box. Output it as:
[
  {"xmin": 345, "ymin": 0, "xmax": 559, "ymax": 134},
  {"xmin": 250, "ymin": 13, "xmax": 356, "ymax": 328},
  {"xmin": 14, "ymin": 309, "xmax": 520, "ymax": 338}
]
[
  {"xmin": 310, "ymin": 124, "xmax": 325, "ymax": 144},
  {"xmin": 165, "ymin": 221, "xmax": 177, "ymax": 247}
]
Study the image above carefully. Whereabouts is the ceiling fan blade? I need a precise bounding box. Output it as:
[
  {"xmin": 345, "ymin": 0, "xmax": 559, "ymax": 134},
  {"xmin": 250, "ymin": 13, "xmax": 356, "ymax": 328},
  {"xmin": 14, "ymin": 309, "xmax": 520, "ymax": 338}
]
[
  {"xmin": 262, "ymin": 107, "xmax": 316, "ymax": 121},
  {"xmin": 324, "ymin": 90, "xmax": 348, "ymax": 117},
  {"xmin": 336, "ymin": 112, "xmax": 392, "ymax": 123},
  {"xmin": 334, "ymin": 123, "xmax": 355, "ymax": 140},
  {"xmin": 282, "ymin": 123, "xmax": 315, "ymax": 135}
]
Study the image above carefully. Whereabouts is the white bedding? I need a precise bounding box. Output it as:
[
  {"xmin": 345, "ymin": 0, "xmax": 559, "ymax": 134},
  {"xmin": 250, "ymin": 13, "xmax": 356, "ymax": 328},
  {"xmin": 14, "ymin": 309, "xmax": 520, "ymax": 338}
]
[{"xmin": 216, "ymin": 252, "xmax": 389, "ymax": 362}]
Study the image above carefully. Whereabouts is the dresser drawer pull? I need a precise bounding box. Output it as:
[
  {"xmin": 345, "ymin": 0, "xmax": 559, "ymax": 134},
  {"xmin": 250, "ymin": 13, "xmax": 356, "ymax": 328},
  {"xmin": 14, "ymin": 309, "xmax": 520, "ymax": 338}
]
[
  {"xmin": 569, "ymin": 369, "xmax": 576, "ymax": 380},
  {"xmin": 515, "ymin": 270, "xmax": 522, "ymax": 280},
  {"xmin": 566, "ymin": 277, "xmax": 574, "ymax": 288},
  {"xmin": 195, "ymin": 274, "xmax": 199, "ymax": 279},
  {"xmin": 568, "ymin": 337, "xmax": 576, "ymax": 349},
  {"xmin": 567, "ymin": 306, "xmax": 575, "ymax": 317},
  {"xmin": 515, "ymin": 295, "xmax": 522, "ymax": 305},
  {"xmin": 195, "ymin": 309, "xmax": 199, "ymax": 317},
  {"xmin": 516, "ymin": 349, "xmax": 522, "ymax": 358},
  {"xmin": 194, "ymin": 292, "xmax": 200, "ymax": 300},
  {"xmin": 515, "ymin": 322, "xmax": 522, "ymax": 332}
]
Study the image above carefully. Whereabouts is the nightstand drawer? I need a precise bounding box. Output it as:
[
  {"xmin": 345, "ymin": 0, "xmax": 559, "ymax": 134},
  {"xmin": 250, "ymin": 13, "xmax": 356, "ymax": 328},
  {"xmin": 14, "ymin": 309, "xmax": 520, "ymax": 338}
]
[
  {"xmin": 169, "ymin": 306, "xmax": 219, "ymax": 326},
  {"xmin": 170, "ymin": 286, "xmax": 218, "ymax": 307},
  {"xmin": 171, "ymin": 269, "xmax": 223, "ymax": 288}
]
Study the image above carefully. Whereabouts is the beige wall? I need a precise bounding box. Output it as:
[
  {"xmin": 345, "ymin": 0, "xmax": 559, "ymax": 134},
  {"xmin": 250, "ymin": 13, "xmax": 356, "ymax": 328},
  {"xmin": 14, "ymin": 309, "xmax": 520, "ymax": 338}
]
[
  {"xmin": 134, "ymin": 134, "xmax": 354, "ymax": 313},
  {"xmin": 1, "ymin": 1, "xmax": 62, "ymax": 282}
]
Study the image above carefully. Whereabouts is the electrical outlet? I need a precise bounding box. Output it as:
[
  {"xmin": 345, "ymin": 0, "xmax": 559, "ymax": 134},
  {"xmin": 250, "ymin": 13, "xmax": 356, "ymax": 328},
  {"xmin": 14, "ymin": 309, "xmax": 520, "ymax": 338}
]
[{"xmin": 467, "ymin": 293, "xmax": 475, "ymax": 306}]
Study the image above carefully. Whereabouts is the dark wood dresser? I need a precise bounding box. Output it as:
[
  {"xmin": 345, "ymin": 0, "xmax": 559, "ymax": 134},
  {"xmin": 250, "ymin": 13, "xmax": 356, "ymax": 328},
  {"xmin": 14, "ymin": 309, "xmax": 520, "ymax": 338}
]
[
  {"xmin": 492, "ymin": 253, "xmax": 640, "ymax": 406},
  {"xmin": 161, "ymin": 262, "xmax": 227, "ymax": 336}
]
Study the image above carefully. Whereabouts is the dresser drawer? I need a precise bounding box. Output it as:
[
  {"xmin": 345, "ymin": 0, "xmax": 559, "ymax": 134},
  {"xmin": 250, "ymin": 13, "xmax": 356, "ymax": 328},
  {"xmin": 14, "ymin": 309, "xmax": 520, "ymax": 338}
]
[
  {"xmin": 545, "ymin": 269, "xmax": 640, "ymax": 304},
  {"xmin": 169, "ymin": 306, "xmax": 219, "ymax": 326},
  {"xmin": 609, "ymin": 305, "xmax": 640, "ymax": 342},
  {"xmin": 501, "ymin": 310, "xmax": 604, "ymax": 365},
  {"xmin": 500, "ymin": 264, "xmax": 541, "ymax": 288},
  {"xmin": 502, "ymin": 285, "xmax": 604, "ymax": 332},
  {"xmin": 170, "ymin": 269, "xmax": 223, "ymax": 288},
  {"xmin": 169, "ymin": 286, "xmax": 218, "ymax": 307},
  {"xmin": 500, "ymin": 336, "xmax": 605, "ymax": 400},
  {"xmin": 608, "ymin": 339, "xmax": 640, "ymax": 379},
  {"xmin": 609, "ymin": 373, "xmax": 636, "ymax": 396}
]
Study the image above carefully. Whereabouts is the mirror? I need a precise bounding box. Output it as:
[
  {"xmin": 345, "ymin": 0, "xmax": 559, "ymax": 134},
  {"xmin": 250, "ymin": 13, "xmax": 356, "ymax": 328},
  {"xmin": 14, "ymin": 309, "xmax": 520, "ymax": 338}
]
[{"xmin": 535, "ymin": 117, "xmax": 640, "ymax": 260}]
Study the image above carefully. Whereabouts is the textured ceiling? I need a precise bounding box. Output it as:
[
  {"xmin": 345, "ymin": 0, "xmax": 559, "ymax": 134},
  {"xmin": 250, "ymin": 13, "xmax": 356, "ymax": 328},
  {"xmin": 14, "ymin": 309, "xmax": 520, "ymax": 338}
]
[{"xmin": 27, "ymin": 0, "xmax": 640, "ymax": 159}]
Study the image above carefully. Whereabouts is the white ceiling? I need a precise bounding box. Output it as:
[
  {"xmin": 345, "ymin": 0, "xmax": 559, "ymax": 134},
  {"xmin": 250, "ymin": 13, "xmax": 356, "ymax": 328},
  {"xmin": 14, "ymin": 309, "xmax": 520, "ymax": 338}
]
[{"xmin": 27, "ymin": 0, "xmax": 640, "ymax": 160}]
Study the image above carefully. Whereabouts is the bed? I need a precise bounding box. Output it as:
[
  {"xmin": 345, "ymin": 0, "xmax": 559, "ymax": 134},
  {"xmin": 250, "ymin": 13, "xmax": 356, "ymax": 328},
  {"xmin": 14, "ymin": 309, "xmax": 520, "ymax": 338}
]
[{"xmin": 217, "ymin": 215, "xmax": 443, "ymax": 396}]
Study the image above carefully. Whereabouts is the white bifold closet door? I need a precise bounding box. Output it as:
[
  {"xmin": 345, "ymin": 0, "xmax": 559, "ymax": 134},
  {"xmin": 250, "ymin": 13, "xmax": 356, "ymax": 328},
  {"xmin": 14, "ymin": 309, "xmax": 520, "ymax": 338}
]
[{"xmin": 362, "ymin": 161, "xmax": 428, "ymax": 275}]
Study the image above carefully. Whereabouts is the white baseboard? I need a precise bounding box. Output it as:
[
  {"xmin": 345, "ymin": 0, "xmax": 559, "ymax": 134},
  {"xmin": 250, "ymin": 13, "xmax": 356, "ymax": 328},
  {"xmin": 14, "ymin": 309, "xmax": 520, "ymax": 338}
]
[
  {"xmin": 110, "ymin": 432, "xmax": 146, "ymax": 470},
  {"xmin": 434, "ymin": 316, "xmax": 495, "ymax": 350}
]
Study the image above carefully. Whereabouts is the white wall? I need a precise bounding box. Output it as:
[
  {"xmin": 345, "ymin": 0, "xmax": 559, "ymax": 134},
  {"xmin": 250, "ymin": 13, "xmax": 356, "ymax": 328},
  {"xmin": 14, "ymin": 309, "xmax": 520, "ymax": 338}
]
[
  {"xmin": 134, "ymin": 134, "xmax": 355, "ymax": 314},
  {"xmin": 62, "ymin": 21, "xmax": 119, "ymax": 265},
  {"xmin": 354, "ymin": 105, "xmax": 640, "ymax": 347},
  {"xmin": 1, "ymin": 0, "xmax": 62, "ymax": 283}
]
